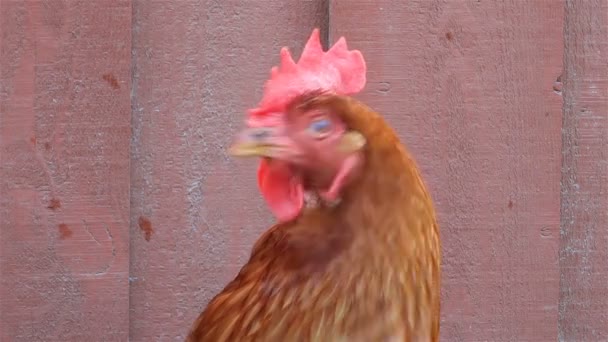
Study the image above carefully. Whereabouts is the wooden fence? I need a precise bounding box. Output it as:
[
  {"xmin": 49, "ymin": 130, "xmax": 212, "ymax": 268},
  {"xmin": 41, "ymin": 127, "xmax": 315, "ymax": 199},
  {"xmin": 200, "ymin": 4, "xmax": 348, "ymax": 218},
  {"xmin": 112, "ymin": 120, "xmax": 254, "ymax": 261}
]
[{"xmin": 1, "ymin": 0, "xmax": 606, "ymax": 341}]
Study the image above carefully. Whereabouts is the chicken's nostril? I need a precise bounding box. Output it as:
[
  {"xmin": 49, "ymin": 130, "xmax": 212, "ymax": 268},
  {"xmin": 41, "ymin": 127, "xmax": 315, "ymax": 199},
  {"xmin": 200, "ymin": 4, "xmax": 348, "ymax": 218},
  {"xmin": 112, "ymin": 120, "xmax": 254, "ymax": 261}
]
[{"xmin": 251, "ymin": 129, "xmax": 271, "ymax": 141}]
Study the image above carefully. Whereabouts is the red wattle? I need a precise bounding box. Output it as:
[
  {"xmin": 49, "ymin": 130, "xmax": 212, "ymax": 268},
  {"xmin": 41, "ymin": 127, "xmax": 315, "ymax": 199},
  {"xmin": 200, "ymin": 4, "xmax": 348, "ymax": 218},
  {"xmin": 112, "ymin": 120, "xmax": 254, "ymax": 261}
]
[{"xmin": 257, "ymin": 159, "xmax": 303, "ymax": 222}]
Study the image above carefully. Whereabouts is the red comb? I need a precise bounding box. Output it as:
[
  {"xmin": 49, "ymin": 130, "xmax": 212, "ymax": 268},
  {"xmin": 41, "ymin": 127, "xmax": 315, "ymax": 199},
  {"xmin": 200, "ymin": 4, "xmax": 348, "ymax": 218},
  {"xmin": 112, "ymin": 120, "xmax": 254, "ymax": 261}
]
[{"xmin": 248, "ymin": 28, "xmax": 366, "ymax": 118}]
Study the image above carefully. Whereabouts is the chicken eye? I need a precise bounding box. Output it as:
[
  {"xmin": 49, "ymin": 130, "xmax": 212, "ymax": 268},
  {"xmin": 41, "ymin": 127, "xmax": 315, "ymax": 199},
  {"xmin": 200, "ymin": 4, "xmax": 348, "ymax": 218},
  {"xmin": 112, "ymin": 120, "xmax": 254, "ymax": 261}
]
[{"xmin": 308, "ymin": 117, "xmax": 332, "ymax": 136}]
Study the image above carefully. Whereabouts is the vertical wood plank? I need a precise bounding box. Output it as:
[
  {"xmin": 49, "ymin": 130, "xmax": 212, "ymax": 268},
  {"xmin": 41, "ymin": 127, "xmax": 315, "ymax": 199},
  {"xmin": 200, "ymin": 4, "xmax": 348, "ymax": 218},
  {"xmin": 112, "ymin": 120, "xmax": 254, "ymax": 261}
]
[
  {"xmin": 559, "ymin": 0, "xmax": 608, "ymax": 340},
  {"xmin": 330, "ymin": 1, "xmax": 563, "ymax": 340},
  {"xmin": 0, "ymin": 0, "xmax": 131, "ymax": 340},
  {"xmin": 130, "ymin": 1, "xmax": 327, "ymax": 340}
]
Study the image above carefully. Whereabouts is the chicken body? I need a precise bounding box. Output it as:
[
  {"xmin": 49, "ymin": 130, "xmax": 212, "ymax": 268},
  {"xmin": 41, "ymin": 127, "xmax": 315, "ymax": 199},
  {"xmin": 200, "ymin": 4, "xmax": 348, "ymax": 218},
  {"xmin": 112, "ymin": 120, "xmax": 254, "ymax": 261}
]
[{"xmin": 187, "ymin": 96, "xmax": 441, "ymax": 341}]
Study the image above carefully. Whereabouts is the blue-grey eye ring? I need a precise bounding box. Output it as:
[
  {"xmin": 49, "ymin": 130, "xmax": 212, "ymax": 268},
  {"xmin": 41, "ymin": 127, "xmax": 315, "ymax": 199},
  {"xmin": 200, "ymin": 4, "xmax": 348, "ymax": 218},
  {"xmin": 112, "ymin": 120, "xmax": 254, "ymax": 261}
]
[{"xmin": 309, "ymin": 118, "xmax": 332, "ymax": 134}]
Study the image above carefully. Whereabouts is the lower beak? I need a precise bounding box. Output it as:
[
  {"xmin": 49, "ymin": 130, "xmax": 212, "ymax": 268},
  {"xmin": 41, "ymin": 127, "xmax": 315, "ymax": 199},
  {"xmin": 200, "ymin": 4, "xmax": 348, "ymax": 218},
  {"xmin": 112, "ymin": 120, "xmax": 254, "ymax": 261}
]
[{"xmin": 229, "ymin": 142, "xmax": 277, "ymax": 157}]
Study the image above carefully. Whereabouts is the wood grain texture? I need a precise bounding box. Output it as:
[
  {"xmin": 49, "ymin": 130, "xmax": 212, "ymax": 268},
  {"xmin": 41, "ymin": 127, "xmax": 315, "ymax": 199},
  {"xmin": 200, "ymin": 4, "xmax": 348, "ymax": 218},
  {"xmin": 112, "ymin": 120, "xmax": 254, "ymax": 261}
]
[
  {"xmin": 130, "ymin": 1, "xmax": 328, "ymax": 340},
  {"xmin": 559, "ymin": 0, "xmax": 608, "ymax": 341},
  {"xmin": 330, "ymin": 1, "xmax": 563, "ymax": 340},
  {"xmin": 0, "ymin": 0, "xmax": 131, "ymax": 341}
]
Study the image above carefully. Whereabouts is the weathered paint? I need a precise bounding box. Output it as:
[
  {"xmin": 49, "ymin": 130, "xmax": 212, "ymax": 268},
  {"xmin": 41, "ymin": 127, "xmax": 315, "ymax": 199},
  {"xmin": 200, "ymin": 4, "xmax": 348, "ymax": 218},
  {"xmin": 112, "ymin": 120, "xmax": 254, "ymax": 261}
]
[
  {"xmin": 129, "ymin": 1, "xmax": 328, "ymax": 340},
  {"xmin": 0, "ymin": 0, "xmax": 131, "ymax": 340},
  {"xmin": 331, "ymin": 0, "xmax": 564, "ymax": 340},
  {"xmin": 559, "ymin": 0, "xmax": 608, "ymax": 341}
]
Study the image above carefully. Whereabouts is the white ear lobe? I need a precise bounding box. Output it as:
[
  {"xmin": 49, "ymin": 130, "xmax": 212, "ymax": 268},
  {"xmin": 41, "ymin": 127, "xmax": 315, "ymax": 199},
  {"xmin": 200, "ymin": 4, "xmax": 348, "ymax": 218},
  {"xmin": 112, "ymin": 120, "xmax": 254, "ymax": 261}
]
[{"xmin": 339, "ymin": 131, "xmax": 366, "ymax": 153}]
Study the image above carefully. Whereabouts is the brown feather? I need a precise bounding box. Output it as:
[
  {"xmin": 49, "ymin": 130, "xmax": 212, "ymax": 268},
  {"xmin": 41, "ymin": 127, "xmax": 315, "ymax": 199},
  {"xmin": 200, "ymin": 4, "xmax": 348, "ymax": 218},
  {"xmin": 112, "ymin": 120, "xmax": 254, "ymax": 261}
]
[{"xmin": 187, "ymin": 95, "xmax": 441, "ymax": 342}]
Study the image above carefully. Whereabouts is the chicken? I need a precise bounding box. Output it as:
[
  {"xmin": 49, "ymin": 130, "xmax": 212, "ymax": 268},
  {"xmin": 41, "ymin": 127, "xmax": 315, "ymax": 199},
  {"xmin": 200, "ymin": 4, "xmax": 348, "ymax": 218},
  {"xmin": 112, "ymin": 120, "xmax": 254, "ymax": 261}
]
[{"xmin": 187, "ymin": 28, "xmax": 441, "ymax": 342}]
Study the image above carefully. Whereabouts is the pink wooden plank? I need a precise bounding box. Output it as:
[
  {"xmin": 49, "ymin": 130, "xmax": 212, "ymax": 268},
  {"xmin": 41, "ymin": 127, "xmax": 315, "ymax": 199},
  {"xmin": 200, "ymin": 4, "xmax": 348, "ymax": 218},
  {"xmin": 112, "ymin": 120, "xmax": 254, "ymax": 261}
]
[
  {"xmin": 0, "ymin": 1, "xmax": 131, "ymax": 340},
  {"xmin": 330, "ymin": 1, "xmax": 563, "ymax": 340},
  {"xmin": 129, "ymin": 1, "xmax": 328, "ymax": 340},
  {"xmin": 559, "ymin": 0, "xmax": 608, "ymax": 340}
]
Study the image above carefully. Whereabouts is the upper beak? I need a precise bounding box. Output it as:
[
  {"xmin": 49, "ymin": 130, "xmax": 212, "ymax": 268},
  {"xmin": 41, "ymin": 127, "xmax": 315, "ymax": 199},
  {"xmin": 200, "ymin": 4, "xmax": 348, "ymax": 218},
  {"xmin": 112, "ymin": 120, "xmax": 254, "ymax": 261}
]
[
  {"xmin": 228, "ymin": 127, "xmax": 282, "ymax": 157},
  {"xmin": 228, "ymin": 127, "xmax": 367, "ymax": 157}
]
